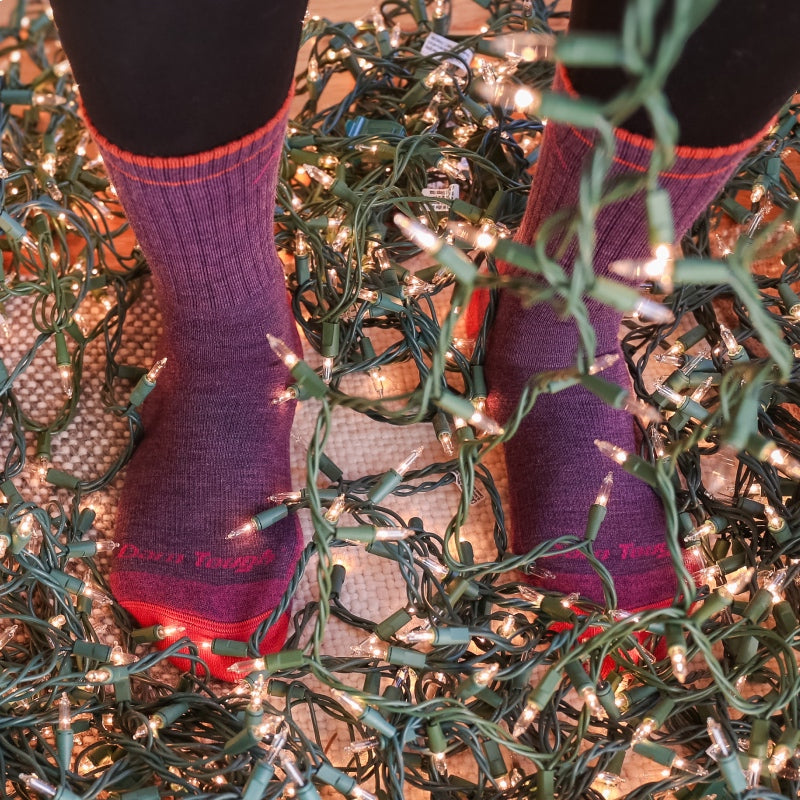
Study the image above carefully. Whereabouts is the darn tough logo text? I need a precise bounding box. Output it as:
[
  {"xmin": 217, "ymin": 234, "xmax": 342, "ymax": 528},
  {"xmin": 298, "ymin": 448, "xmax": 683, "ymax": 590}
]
[{"xmin": 118, "ymin": 543, "xmax": 276, "ymax": 574}]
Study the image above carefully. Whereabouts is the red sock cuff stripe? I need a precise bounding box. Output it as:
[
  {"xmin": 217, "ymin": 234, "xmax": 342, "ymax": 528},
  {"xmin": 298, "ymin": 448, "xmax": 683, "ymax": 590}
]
[
  {"xmin": 81, "ymin": 90, "xmax": 292, "ymax": 187},
  {"xmin": 553, "ymin": 63, "xmax": 773, "ymax": 170}
]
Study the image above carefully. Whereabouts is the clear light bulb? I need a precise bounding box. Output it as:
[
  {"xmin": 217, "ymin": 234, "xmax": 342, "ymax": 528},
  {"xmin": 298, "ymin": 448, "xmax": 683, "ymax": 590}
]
[
  {"xmin": 324, "ymin": 494, "xmax": 347, "ymax": 522},
  {"xmin": 268, "ymin": 490, "xmax": 303, "ymax": 504},
  {"xmin": 145, "ymin": 357, "xmax": 168, "ymax": 383},
  {"xmin": 587, "ymin": 353, "xmax": 620, "ymax": 373},
  {"xmin": 718, "ymin": 324, "xmax": 742, "ymax": 358},
  {"xmin": 631, "ymin": 718, "xmax": 657, "ymax": 745},
  {"xmin": 581, "ymin": 687, "xmax": 604, "ymax": 717},
  {"xmin": 85, "ymin": 668, "xmax": 113, "ymax": 683},
  {"xmin": 331, "ymin": 688, "xmax": 367, "ymax": 717},
  {"xmin": 343, "ymin": 737, "xmax": 380, "ymax": 754},
  {"xmin": 473, "ymin": 663, "xmax": 499, "ymax": 687},
  {"xmin": 393, "ymin": 446, "xmax": 423, "ymax": 476},
  {"xmin": 227, "ymin": 656, "xmax": 266, "ymax": 674},
  {"xmin": 393, "ymin": 214, "xmax": 438, "ymax": 251},
  {"xmin": 763, "ymin": 568, "xmax": 790, "ymax": 603},
  {"xmin": 59, "ymin": 364, "xmax": 73, "ymax": 398},
  {"xmin": 273, "ymin": 386, "xmax": 301, "ymax": 405},
  {"xmin": 227, "ymin": 519, "xmax": 257, "ymax": 540},
  {"xmin": 668, "ymin": 644, "xmax": 688, "ymax": 684},
  {"xmin": 632, "ymin": 296, "xmax": 675, "ymax": 325},
  {"xmin": 267, "ymin": 333, "xmax": 300, "ymax": 368},
  {"xmin": 322, "ymin": 356, "xmax": 334, "ymax": 384},
  {"xmin": 610, "ymin": 244, "xmax": 674, "ymax": 291},
  {"xmin": 671, "ymin": 757, "xmax": 708, "ymax": 777},
  {"xmin": 418, "ymin": 557, "xmax": 450, "ymax": 581},
  {"xmin": 497, "ymin": 614, "xmax": 516, "ymax": 639},
  {"xmin": 303, "ymin": 163, "xmax": 335, "ymax": 189},
  {"xmin": 512, "ymin": 702, "xmax": 539, "ymax": 738},
  {"xmin": 720, "ymin": 567, "xmax": 755, "ymax": 600},
  {"xmin": 351, "ymin": 634, "xmax": 386, "ymax": 659},
  {"xmin": 763, "ymin": 504, "xmax": 785, "ymax": 531},
  {"xmin": 654, "ymin": 381, "xmax": 687, "ymax": 408},
  {"xmin": 594, "ymin": 439, "xmax": 628, "ymax": 465},
  {"xmin": 769, "ymin": 744, "xmax": 793, "ymax": 774},
  {"xmin": 746, "ymin": 756, "xmax": 762, "ymax": 788},
  {"xmin": 594, "ymin": 472, "xmax": 614, "ymax": 507},
  {"xmin": 155, "ymin": 624, "xmax": 185, "ymax": 639},
  {"xmin": 352, "ymin": 787, "xmax": 378, "ymax": 800},
  {"xmin": 684, "ymin": 519, "xmax": 718, "ymax": 543},
  {"xmin": 399, "ymin": 629, "xmax": 436, "ymax": 645},
  {"xmin": 468, "ymin": 409, "xmax": 504, "ymax": 436},
  {"xmin": 80, "ymin": 582, "xmax": 113, "ymax": 605},
  {"xmin": 762, "ymin": 442, "xmax": 800, "ymax": 480}
]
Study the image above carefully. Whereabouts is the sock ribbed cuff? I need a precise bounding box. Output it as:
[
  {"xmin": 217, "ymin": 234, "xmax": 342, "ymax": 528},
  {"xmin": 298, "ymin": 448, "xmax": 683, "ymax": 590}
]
[{"xmin": 81, "ymin": 90, "xmax": 293, "ymax": 185}]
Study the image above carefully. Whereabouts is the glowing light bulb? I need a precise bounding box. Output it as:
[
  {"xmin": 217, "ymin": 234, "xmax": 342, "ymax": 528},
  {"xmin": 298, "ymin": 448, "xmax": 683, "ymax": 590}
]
[
  {"xmin": 718, "ymin": 324, "xmax": 742, "ymax": 358},
  {"xmin": 594, "ymin": 439, "xmax": 628, "ymax": 465},
  {"xmin": 303, "ymin": 163, "xmax": 335, "ymax": 189},
  {"xmin": 610, "ymin": 244, "xmax": 674, "ymax": 291},
  {"xmin": 581, "ymin": 687, "xmax": 604, "ymax": 717},
  {"xmin": 324, "ymin": 494, "xmax": 347, "ymax": 522},
  {"xmin": 322, "ymin": 356, "xmax": 334, "ymax": 384},
  {"xmin": 632, "ymin": 296, "xmax": 675, "ymax": 325},
  {"xmin": 85, "ymin": 668, "xmax": 113, "ymax": 683},
  {"xmin": 473, "ymin": 663, "xmax": 499, "ymax": 687},
  {"xmin": 268, "ymin": 490, "xmax": 304, "ymax": 504},
  {"xmin": 467, "ymin": 409, "xmax": 504, "ymax": 436},
  {"xmin": 155, "ymin": 624, "xmax": 185, "ymax": 640},
  {"xmin": 418, "ymin": 556, "xmax": 450, "ymax": 581},
  {"xmin": 671, "ymin": 757, "xmax": 708, "ymax": 777},
  {"xmin": 668, "ymin": 644, "xmax": 688, "ymax": 684},
  {"xmin": 769, "ymin": 744, "xmax": 793, "ymax": 774},
  {"xmin": 761, "ymin": 441, "xmax": 800, "ymax": 480},
  {"xmin": 267, "ymin": 334, "xmax": 300, "ymax": 368},
  {"xmin": 631, "ymin": 718, "xmax": 657, "ymax": 746},
  {"xmin": 720, "ymin": 567, "xmax": 755, "ymax": 600},
  {"xmin": 79, "ymin": 581, "xmax": 113, "ymax": 605},
  {"xmin": 58, "ymin": 363, "xmax": 73, "ymax": 398},
  {"xmin": 351, "ymin": 634, "xmax": 387, "ymax": 659},
  {"xmin": 273, "ymin": 386, "xmax": 301, "ymax": 405},
  {"xmin": 227, "ymin": 656, "xmax": 266, "ymax": 674},
  {"xmin": 227, "ymin": 519, "xmax": 257, "ymax": 539},
  {"xmin": 763, "ymin": 568, "xmax": 790, "ymax": 603},
  {"xmin": 763, "ymin": 504, "xmax": 785, "ymax": 531},
  {"xmin": 594, "ymin": 472, "xmax": 614, "ymax": 507},
  {"xmin": 512, "ymin": 701, "xmax": 539, "ymax": 738}
]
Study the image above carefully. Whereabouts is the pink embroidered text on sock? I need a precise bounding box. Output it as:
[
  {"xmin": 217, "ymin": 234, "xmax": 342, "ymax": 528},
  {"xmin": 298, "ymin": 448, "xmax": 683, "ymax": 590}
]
[
  {"xmin": 485, "ymin": 67, "xmax": 768, "ymax": 609},
  {"xmin": 86, "ymin": 95, "xmax": 303, "ymax": 679}
]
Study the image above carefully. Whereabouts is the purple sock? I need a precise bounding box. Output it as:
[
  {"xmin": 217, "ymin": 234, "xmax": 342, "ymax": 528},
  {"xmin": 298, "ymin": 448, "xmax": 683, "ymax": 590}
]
[
  {"xmin": 485, "ymin": 66, "xmax": 769, "ymax": 609},
  {"xmin": 86, "ymin": 95, "xmax": 303, "ymax": 678}
]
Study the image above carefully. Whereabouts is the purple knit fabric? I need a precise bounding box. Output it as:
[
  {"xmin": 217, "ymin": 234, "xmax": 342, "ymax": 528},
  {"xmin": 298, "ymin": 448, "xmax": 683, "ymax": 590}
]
[
  {"xmin": 87, "ymin": 96, "xmax": 302, "ymax": 673},
  {"xmin": 485, "ymin": 68, "xmax": 767, "ymax": 609}
]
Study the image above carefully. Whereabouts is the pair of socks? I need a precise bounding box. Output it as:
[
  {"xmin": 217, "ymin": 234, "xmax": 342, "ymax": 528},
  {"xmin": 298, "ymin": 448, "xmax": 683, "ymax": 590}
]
[{"xmin": 96, "ymin": 73, "xmax": 767, "ymax": 678}]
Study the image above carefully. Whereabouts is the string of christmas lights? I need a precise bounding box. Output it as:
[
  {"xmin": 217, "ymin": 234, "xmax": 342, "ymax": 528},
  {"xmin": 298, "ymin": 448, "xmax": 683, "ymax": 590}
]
[{"xmin": 2, "ymin": 0, "xmax": 800, "ymax": 798}]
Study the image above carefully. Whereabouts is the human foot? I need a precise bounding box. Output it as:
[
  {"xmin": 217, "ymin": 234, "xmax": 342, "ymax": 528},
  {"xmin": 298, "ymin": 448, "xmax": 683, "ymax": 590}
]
[
  {"xmin": 484, "ymin": 66, "xmax": 766, "ymax": 609},
  {"xmin": 86, "ymin": 97, "xmax": 303, "ymax": 678}
]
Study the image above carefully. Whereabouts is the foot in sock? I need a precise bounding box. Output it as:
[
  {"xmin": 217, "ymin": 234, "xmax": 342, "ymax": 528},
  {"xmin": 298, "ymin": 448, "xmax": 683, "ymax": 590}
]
[
  {"xmin": 87, "ymin": 96, "xmax": 303, "ymax": 679},
  {"xmin": 485, "ymin": 66, "xmax": 768, "ymax": 610}
]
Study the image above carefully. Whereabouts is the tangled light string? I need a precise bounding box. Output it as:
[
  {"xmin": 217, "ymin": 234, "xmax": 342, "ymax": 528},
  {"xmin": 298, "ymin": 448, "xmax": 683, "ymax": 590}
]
[{"xmin": 2, "ymin": 0, "xmax": 800, "ymax": 798}]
